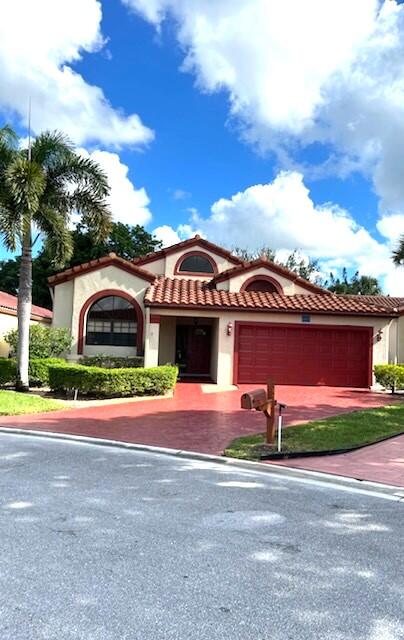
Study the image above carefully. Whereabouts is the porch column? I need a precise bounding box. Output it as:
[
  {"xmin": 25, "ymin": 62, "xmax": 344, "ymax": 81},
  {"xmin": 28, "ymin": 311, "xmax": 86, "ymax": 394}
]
[
  {"xmin": 144, "ymin": 312, "xmax": 160, "ymax": 368},
  {"xmin": 216, "ymin": 316, "xmax": 234, "ymax": 385}
]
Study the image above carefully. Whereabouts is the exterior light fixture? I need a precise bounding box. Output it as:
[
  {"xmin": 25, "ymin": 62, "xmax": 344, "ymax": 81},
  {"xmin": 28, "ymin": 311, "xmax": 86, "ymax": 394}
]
[
  {"xmin": 376, "ymin": 329, "xmax": 383, "ymax": 342},
  {"xmin": 227, "ymin": 322, "xmax": 233, "ymax": 336}
]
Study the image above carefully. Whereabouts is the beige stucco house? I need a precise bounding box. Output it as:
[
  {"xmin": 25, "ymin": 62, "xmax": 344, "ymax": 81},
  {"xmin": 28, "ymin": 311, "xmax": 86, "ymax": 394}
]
[
  {"xmin": 0, "ymin": 290, "xmax": 52, "ymax": 357},
  {"xmin": 49, "ymin": 236, "xmax": 404, "ymax": 388}
]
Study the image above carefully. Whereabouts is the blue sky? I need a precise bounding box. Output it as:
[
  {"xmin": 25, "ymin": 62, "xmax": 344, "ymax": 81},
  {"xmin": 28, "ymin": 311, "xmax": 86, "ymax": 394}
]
[{"xmin": 1, "ymin": 0, "xmax": 404, "ymax": 293}]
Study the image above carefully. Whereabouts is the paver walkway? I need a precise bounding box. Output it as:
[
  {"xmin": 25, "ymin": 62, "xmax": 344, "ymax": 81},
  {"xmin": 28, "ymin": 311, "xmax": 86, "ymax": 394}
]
[
  {"xmin": 271, "ymin": 436, "xmax": 404, "ymax": 487},
  {"xmin": 1, "ymin": 384, "xmax": 402, "ymax": 487}
]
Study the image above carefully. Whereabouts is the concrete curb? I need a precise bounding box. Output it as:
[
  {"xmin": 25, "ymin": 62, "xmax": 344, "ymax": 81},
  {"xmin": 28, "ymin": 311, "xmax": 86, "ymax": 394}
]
[{"xmin": 0, "ymin": 426, "xmax": 403, "ymax": 502}]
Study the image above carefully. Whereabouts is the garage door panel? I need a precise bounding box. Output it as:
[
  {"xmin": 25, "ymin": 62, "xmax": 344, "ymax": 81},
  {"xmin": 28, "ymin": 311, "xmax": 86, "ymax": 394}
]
[{"xmin": 236, "ymin": 324, "xmax": 371, "ymax": 387}]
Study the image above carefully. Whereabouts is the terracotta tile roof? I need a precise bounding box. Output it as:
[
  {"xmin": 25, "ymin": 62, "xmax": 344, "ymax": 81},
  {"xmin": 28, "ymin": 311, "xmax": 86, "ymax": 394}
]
[
  {"xmin": 0, "ymin": 290, "xmax": 52, "ymax": 320},
  {"xmin": 133, "ymin": 235, "xmax": 244, "ymax": 267},
  {"xmin": 48, "ymin": 253, "xmax": 156, "ymax": 286},
  {"xmin": 145, "ymin": 278, "xmax": 403, "ymax": 316},
  {"xmin": 212, "ymin": 257, "xmax": 327, "ymax": 294}
]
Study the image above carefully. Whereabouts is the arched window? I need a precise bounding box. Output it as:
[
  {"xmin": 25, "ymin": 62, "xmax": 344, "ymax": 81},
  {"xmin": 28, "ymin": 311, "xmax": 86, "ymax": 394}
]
[
  {"xmin": 86, "ymin": 295, "xmax": 137, "ymax": 346},
  {"xmin": 177, "ymin": 253, "xmax": 215, "ymax": 274},
  {"xmin": 243, "ymin": 278, "xmax": 282, "ymax": 294}
]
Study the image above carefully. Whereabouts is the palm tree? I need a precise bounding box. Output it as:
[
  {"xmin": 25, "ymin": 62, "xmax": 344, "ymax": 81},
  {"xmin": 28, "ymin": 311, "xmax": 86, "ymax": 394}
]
[
  {"xmin": 392, "ymin": 235, "xmax": 404, "ymax": 266},
  {"xmin": 0, "ymin": 126, "xmax": 111, "ymax": 391}
]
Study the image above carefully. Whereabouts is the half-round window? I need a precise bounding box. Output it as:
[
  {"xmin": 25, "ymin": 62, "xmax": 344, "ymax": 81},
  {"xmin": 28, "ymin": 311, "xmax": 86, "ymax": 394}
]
[
  {"xmin": 86, "ymin": 296, "xmax": 137, "ymax": 347},
  {"xmin": 244, "ymin": 279, "xmax": 280, "ymax": 294},
  {"xmin": 178, "ymin": 254, "xmax": 215, "ymax": 274}
]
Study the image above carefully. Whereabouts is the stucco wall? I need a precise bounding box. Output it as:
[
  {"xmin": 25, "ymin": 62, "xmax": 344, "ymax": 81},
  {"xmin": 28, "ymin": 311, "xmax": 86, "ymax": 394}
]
[
  {"xmin": 158, "ymin": 316, "xmax": 176, "ymax": 365},
  {"xmin": 216, "ymin": 266, "xmax": 317, "ymax": 294},
  {"xmin": 53, "ymin": 265, "xmax": 151, "ymax": 358},
  {"xmin": 164, "ymin": 247, "xmax": 236, "ymax": 279},
  {"xmin": 154, "ymin": 308, "xmax": 392, "ymax": 386},
  {"xmin": 0, "ymin": 312, "xmax": 49, "ymax": 358},
  {"xmin": 52, "ymin": 280, "xmax": 74, "ymax": 331}
]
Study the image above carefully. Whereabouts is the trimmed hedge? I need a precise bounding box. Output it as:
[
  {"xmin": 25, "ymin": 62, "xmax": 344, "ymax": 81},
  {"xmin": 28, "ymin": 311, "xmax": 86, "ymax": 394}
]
[
  {"xmin": 0, "ymin": 359, "xmax": 16, "ymax": 385},
  {"xmin": 48, "ymin": 363, "xmax": 178, "ymax": 397},
  {"xmin": 29, "ymin": 358, "xmax": 66, "ymax": 386},
  {"xmin": 374, "ymin": 364, "xmax": 404, "ymax": 392},
  {"xmin": 80, "ymin": 355, "xmax": 144, "ymax": 369},
  {"xmin": 0, "ymin": 357, "xmax": 66, "ymax": 387}
]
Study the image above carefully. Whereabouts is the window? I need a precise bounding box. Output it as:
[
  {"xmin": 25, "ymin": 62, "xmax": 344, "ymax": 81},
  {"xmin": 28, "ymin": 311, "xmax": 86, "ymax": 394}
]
[
  {"xmin": 86, "ymin": 296, "xmax": 137, "ymax": 347},
  {"xmin": 244, "ymin": 279, "xmax": 279, "ymax": 293},
  {"xmin": 178, "ymin": 254, "xmax": 214, "ymax": 274}
]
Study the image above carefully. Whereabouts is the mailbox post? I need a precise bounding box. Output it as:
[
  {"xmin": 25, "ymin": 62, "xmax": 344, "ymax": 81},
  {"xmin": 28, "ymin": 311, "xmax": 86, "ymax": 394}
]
[{"xmin": 240, "ymin": 378, "xmax": 277, "ymax": 445}]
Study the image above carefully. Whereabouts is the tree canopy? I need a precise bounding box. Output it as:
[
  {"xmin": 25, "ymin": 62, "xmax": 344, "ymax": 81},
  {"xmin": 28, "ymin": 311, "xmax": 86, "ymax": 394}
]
[{"xmin": 0, "ymin": 222, "xmax": 162, "ymax": 309}]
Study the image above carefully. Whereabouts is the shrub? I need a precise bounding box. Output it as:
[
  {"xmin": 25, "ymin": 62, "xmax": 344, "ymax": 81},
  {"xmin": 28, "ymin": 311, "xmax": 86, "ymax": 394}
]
[
  {"xmin": 29, "ymin": 358, "xmax": 66, "ymax": 386},
  {"xmin": 80, "ymin": 355, "xmax": 144, "ymax": 369},
  {"xmin": 48, "ymin": 363, "xmax": 178, "ymax": 397},
  {"xmin": 0, "ymin": 357, "xmax": 66, "ymax": 387},
  {"xmin": 0, "ymin": 358, "xmax": 16, "ymax": 385},
  {"xmin": 374, "ymin": 364, "xmax": 404, "ymax": 392},
  {"xmin": 5, "ymin": 325, "xmax": 72, "ymax": 358}
]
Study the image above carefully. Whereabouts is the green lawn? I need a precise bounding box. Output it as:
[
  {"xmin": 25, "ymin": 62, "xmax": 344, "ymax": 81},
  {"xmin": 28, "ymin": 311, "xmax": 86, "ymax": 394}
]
[
  {"xmin": 225, "ymin": 404, "xmax": 404, "ymax": 460},
  {"xmin": 0, "ymin": 390, "xmax": 64, "ymax": 416}
]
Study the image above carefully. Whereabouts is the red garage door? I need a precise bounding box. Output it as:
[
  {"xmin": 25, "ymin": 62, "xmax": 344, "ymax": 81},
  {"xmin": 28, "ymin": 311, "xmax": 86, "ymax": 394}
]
[{"xmin": 235, "ymin": 323, "xmax": 372, "ymax": 387}]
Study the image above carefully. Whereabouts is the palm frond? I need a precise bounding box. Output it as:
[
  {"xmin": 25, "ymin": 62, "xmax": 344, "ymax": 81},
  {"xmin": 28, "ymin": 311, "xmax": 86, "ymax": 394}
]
[
  {"xmin": 33, "ymin": 206, "xmax": 73, "ymax": 267},
  {"xmin": 70, "ymin": 188, "xmax": 112, "ymax": 242},
  {"xmin": 392, "ymin": 235, "xmax": 404, "ymax": 266},
  {"xmin": 30, "ymin": 130, "xmax": 73, "ymax": 168},
  {"xmin": 5, "ymin": 158, "xmax": 46, "ymax": 220},
  {"xmin": 0, "ymin": 204, "xmax": 21, "ymax": 251}
]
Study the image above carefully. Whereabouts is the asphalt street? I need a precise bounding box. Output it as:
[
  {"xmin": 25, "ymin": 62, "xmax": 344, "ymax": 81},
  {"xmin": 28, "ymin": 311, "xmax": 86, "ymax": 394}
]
[{"xmin": 0, "ymin": 434, "xmax": 403, "ymax": 640}]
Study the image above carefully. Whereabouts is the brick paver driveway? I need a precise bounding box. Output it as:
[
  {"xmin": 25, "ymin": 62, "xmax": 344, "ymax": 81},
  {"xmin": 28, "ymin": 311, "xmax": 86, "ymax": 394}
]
[{"xmin": 0, "ymin": 383, "xmax": 399, "ymax": 463}]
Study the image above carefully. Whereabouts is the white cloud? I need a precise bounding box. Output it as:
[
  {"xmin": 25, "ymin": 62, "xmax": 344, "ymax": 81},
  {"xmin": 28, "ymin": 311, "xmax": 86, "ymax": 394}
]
[
  {"xmin": 0, "ymin": 0, "xmax": 153, "ymax": 147},
  {"xmin": 79, "ymin": 149, "xmax": 152, "ymax": 226},
  {"xmin": 377, "ymin": 214, "xmax": 404, "ymax": 244},
  {"xmin": 153, "ymin": 225, "xmax": 182, "ymax": 246},
  {"xmin": 125, "ymin": 0, "xmax": 404, "ymax": 213},
  {"xmin": 159, "ymin": 171, "xmax": 404, "ymax": 294},
  {"xmin": 153, "ymin": 223, "xmax": 194, "ymax": 246},
  {"xmin": 172, "ymin": 189, "xmax": 191, "ymax": 200}
]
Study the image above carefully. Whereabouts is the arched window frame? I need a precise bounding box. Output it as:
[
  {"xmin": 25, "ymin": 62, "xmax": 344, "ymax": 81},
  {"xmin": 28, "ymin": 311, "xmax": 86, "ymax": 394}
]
[
  {"xmin": 174, "ymin": 251, "xmax": 218, "ymax": 276},
  {"xmin": 78, "ymin": 289, "xmax": 144, "ymax": 354},
  {"xmin": 240, "ymin": 275, "xmax": 284, "ymax": 294}
]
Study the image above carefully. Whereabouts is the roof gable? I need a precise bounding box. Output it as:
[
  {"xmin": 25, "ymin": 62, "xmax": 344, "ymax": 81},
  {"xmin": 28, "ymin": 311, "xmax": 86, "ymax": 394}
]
[
  {"xmin": 212, "ymin": 257, "xmax": 327, "ymax": 294},
  {"xmin": 133, "ymin": 235, "xmax": 244, "ymax": 267},
  {"xmin": 48, "ymin": 253, "xmax": 156, "ymax": 286}
]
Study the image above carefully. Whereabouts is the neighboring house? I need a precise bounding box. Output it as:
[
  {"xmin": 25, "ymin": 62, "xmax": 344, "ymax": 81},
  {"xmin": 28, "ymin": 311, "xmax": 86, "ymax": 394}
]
[
  {"xmin": 49, "ymin": 236, "xmax": 404, "ymax": 388},
  {"xmin": 0, "ymin": 290, "xmax": 52, "ymax": 357}
]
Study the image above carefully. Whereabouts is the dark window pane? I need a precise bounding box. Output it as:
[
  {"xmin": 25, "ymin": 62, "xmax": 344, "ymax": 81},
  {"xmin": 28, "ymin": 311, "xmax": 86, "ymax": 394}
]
[
  {"xmin": 86, "ymin": 295, "xmax": 137, "ymax": 347},
  {"xmin": 179, "ymin": 255, "xmax": 214, "ymax": 273},
  {"xmin": 245, "ymin": 279, "xmax": 279, "ymax": 293}
]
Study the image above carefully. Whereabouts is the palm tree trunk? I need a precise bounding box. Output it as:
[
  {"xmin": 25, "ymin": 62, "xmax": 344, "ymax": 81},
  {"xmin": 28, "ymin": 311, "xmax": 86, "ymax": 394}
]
[{"xmin": 16, "ymin": 228, "xmax": 32, "ymax": 392}]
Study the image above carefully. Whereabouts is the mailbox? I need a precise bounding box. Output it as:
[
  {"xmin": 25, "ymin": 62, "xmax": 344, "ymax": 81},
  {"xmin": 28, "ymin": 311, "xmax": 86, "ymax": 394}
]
[
  {"xmin": 240, "ymin": 388, "xmax": 267, "ymax": 411},
  {"xmin": 240, "ymin": 378, "xmax": 277, "ymax": 445}
]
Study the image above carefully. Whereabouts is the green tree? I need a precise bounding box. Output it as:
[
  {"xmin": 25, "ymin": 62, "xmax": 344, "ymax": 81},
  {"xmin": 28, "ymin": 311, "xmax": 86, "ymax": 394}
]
[
  {"xmin": 0, "ymin": 126, "xmax": 111, "ymax": 390},
  {"xmin": 0, "ymin": 223, "xmax": 162, "ymax": 309},
  {"xmin": 233, "ymin": 246, "xmax": 321, "ymax": 283},
  {"xmin": 326, "ymin": 268, "xmax": 382, "ymax": 295}
]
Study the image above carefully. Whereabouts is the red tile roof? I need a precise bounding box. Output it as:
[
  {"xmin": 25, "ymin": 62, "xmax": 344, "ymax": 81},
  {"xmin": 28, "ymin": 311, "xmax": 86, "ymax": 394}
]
[
  {"xmin": 145, "ymin": 278, "xmax": 403, "ymax": 316},
  {"xmin": 133, "ymin": 235, "xmax": 244, "ymax": 267},
  {"xmin": 48, "ymin": 253, "xmax": 156, "ymax": 286},
  {"xmin": 212, "ymin": 257, "xmax": 327, "ymax": 294},
  {"xmin": 0, "ymin": 291, "xmax": 52, "ymax": 320}
]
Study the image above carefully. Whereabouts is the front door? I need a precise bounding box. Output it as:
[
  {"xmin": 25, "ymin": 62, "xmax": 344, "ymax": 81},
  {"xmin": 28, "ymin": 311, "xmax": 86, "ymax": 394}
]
[{"xmin": 176, "ymin": 325, "xmax": 212, "ymax": 375}]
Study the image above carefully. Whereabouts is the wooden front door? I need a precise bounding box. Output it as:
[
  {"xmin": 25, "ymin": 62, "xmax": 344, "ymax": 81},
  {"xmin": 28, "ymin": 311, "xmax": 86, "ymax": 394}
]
[{"xmin": 176, "ymin": 325, "xmax": 212, "ymax": 375}]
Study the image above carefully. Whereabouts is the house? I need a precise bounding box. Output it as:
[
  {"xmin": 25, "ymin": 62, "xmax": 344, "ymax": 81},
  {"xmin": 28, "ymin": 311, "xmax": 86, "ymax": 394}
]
[
  {"xmin": 49, "ymin": 236, "xmax": 404, "ymax": 388},
  {"xmin": 0, "ymin": 290, "xmax": 52, "ymax": 357}
]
